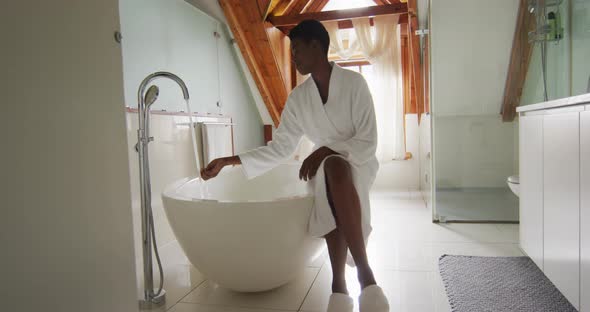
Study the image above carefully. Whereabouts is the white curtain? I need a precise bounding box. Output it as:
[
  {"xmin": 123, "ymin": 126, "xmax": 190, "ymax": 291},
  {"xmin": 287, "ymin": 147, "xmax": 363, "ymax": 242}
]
[
  {"xmin": 323, "ymin": 16, "xmax": 405, "ymax": 161},
  {"xmin": 353, "ymin": 15, "xmax": 405, "ymax": 161},
  {"xmin": 324, "ymin": 22, "xmax": 359, "ymax": 60}
]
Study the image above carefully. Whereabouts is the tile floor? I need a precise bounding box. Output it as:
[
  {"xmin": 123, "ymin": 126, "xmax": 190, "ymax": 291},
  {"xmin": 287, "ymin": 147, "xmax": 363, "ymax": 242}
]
[
  {"xmin": 141, "ymin": 189, "xmax": 523, "ymax": 312},
  {"xmin": 436, "ymin": 187, "xmax": 519, "ymax": 222}
]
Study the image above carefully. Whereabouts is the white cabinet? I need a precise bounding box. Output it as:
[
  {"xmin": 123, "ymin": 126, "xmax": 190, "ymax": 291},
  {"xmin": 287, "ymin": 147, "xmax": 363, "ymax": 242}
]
[
  {"xmin": 543, "ymin": 111, "xmax": 580, "ymax": 309},
  {"xmin": 582, "ymin": 111, "xmax": 590, "ymax": 312},
  {"xmin": 519, "ymin": 115, "xmax": 544, "ymax": 269}
]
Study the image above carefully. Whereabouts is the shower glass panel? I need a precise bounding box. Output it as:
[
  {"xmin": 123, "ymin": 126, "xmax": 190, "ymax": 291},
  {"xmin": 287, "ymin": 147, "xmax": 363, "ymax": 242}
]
[
  {"xmin": 431, "ymin": 0, "xmax": 522, "ymax": 222},
  {"xmin": 572, "ymin": 0, "xmax": 590, "ymax": 95},
  {"xmin": 521, "ymin": 0, "xmax": 590, "ymax": 105},
  {"xmin": 433, "ymin": 116, "xmax": 519, "ymax": 222},
  {"xmin": 431, "ymin": 0, "xmax": 589, "ymax": 222},
  {"xmin": 521, "ymin": 0, "xmax": 571, "ymax": 104}
]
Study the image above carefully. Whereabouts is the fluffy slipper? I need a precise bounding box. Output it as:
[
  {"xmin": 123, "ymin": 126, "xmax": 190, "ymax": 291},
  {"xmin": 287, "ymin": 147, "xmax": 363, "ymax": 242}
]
[
  {"xmin": 359, "ymin": 285, "xmax": 389, "ymax": 312},
  {"xmin": 327, "ymin": 292, "xmax": 354, "ymax": 312}
]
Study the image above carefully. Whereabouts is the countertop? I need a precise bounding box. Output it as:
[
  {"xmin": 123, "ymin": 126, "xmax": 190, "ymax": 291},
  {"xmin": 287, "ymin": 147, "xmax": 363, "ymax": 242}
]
[{"xmin": 517, "ymin": 93, "xmax": 590, "ymax": 113}]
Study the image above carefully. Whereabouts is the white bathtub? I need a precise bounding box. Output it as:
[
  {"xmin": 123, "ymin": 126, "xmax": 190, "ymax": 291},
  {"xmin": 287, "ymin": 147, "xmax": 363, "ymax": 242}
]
[{"xmin": 161, "ymin": 164, "xmax": 325, "ymax": 292}]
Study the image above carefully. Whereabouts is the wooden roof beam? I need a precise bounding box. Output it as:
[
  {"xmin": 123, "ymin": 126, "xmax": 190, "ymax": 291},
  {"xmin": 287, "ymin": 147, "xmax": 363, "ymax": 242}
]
[
  {"xmin": 264, "ymin": 0, "xmax": 283, "ymax": 20},
  {"xmin": 303, "ymin": 0, "xmax": 330, "ymax": 13},
  {"xmin": 272, "ymin": 0, "xmax": 312, "ymax": 16},
  {"xmin": 219, "ymin": 0, "xmax": 288, "ymax": 126},
  {"xmin": 268, "ymin": 3, "xmax": 408, "ymax": 27},
  {"xmin": 285, "ymin": 0, "xmax": 313, "ymax": 15},
  {"xmin": 407, "ymin": 7, "xmax": 424, "ymax": 123},
  {"xmin": 276, "ymin": 15, "xmax": 407, "ymax": 34},
  {"xmin": 501, "ymin": 0, "xmax": 535, "ymax": 122}
]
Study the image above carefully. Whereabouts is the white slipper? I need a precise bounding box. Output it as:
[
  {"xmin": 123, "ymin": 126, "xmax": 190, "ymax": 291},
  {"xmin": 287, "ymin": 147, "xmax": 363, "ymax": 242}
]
[
  {"xmin": 359, "ymin": 285, "xmax": 389, "ymax": 312},
  {"xmin": 327, "ymin": 292, "xmax": 354, "ymax": 312}
]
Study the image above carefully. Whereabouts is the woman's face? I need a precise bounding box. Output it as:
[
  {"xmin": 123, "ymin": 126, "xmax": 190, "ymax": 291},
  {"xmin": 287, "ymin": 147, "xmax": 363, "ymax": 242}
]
[{"xmin": 290, "ymin": 38, "xmax": 319, "ymax": 75}]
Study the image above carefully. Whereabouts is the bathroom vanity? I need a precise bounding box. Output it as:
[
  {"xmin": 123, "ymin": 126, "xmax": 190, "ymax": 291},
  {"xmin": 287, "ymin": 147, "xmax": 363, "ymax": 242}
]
[{"xmin": 518, "ymin": 93, "xmax": 590, "ymax": 311}]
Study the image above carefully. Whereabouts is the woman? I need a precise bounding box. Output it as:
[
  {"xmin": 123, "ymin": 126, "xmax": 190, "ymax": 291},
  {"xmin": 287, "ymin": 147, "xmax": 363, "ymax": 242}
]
[{"xmin": 201, "ymin": 19, "xmax": 389, "ymax": 312}]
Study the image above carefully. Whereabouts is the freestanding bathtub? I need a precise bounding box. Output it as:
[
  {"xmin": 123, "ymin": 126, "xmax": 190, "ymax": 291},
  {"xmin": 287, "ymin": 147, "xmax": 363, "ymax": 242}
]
[{"xmin": 161, "ymin": 163, "xmax": 325, "ymax": 292}]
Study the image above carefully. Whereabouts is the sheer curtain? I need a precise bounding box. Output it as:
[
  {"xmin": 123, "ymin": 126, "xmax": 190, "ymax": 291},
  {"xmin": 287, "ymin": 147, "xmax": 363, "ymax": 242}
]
[
  {"xmin": 323, "ymin": 15, "xmax": 405, "ymax": 161},
  {"xmin": 324, "ymin": 22, "xmax": 359, "ymax": 60}
]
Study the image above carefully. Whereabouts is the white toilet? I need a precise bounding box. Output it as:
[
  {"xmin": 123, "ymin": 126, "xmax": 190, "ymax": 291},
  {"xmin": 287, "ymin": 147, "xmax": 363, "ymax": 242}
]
[{"xmin": 507, "ymin": 175, "xmax": 520, "ymax": 198}]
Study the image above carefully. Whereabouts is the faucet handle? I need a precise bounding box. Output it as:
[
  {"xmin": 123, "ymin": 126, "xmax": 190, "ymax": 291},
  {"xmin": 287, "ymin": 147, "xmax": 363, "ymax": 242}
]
[{"xmin": 134, "ymin": 137, "xmax": 154, "ymax": 153}]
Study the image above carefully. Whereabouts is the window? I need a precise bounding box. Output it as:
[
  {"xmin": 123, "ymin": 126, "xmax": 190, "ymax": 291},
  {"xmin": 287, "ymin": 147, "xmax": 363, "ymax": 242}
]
[
  {"xmin": 322, "ymin": 0, "xmax": 376, "ymax": 11},
  {"xmin": 337, "ymin": 60, "xmax": 376, "ymax": 87}
]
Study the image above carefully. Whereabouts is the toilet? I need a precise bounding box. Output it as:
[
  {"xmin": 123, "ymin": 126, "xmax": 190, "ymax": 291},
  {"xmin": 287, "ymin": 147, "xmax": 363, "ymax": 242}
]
[{"xmin": 507, "ymin": 175, "xmax": 520, "ymax": 198}]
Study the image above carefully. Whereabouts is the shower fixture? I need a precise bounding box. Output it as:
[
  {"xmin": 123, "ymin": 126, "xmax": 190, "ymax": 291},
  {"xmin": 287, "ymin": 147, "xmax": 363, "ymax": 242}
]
[{"xmin": 136, "ymin": 72, "xmax": 189, "ymax": 309}]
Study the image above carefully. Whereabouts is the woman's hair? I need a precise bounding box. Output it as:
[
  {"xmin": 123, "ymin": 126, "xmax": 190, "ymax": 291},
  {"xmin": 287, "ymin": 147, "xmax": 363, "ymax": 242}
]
[{"xmin": 288, "ymin": 19, "xmax": 330, "ymax": 54}]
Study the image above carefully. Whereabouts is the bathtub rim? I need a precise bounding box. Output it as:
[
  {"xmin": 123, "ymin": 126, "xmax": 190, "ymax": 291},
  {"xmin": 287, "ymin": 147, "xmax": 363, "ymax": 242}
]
[{"xmin": 162, "ymin": 176, "xmax": 314, "ymax": 204}]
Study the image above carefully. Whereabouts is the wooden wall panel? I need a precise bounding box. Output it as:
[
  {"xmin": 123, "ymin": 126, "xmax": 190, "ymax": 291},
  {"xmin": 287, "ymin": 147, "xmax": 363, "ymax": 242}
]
[
  {"xmin": 266, "ymin": 23, "xmax": 292, "ymax": 92},
  {"xmin": 220, "ymin": 0, "xmax": 289, "ymax": 126},
  {"xmin": 407, "ymin": 3, "xmax": 424, "ymax": 122}
]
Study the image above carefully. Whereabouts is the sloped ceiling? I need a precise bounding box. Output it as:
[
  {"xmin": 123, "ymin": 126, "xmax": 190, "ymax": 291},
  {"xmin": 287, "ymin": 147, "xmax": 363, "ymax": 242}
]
[
  {"xmin": 185, "ymin": 0, "xmax": 228, "ymax": 24},
  {"xmin": 185, "ymin": 0, "xmax": 416, "ymax": 126}
]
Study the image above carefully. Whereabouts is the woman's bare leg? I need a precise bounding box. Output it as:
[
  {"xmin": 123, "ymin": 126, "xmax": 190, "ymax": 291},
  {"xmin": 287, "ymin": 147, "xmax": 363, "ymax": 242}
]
[
  {"xmin": 324, "ymin": 157, "xmax": 376, "ymax": 289},
  {"xmin": 324, "ymin": 229, "xmax": 348, "ymax": 294}
]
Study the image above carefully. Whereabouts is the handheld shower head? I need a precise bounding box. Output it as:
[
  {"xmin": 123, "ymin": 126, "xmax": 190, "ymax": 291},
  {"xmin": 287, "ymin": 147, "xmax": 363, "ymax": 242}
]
[{"xmin": 144, "ymin": 85, "xmax": 159, "ymax": 107}]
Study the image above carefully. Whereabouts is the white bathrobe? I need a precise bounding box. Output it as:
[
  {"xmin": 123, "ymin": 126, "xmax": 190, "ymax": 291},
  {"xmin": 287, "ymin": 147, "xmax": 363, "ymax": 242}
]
[{"xmin": 239, "ymin": 63, "xmax": 379, "ymax": 246}]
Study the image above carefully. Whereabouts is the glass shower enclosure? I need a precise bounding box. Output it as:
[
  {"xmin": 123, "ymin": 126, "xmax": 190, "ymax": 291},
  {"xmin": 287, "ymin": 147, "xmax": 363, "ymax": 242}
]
[{"xmin": 430, "ymin": 0, "xmax": 589, "ymax": 222}]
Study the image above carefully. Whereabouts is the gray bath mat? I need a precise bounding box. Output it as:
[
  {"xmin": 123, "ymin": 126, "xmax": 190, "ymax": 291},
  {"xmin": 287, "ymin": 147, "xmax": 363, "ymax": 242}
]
[{"xmin": 438, "ymin": 255, "xmax": 577, "ymax": 312}]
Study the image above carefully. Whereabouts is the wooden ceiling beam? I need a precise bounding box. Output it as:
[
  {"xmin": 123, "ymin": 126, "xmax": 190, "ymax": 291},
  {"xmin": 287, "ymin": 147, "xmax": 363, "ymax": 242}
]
[
  {"xmin": 257, "ymin": 0, "xmax": 272, "ymax": 15},
  {"xmin": 408, "ymin": 11, "xmax": 424, "ymax": 123},
  {"xmin": 219, "ymin": 0, "xmax": 288, "ymax": 126},
  {"xmin": 271, "ymin": 0, "xmax": 291, "ymax": 16},
  {"xmin": 501, "ymin": 0, "xmax": 535, "ymax": 121},
  {"xmin": 284, "ymin": 0, "xmax": 313, "ymax": 15},
  {"xmin": 264, "ymin": 0, "xmax": 283, "ymax": 20},
  {"xmin": 276, "ymin": 15, "xmax": 407, "ymax": 35},
  {"xmin": 376, "ymin": 0, "xmax": 407, "ymax": 4},
  {"xmin": 272, "ymin": 0, "xmax": 311, "ymax": 16},
  {"xmin": 303, "ymin": 0, "xmax": 330, "ymax": 13},
  {"xmin": 268, "ymin": 3, "xmax": 408, "ymax": 27}
]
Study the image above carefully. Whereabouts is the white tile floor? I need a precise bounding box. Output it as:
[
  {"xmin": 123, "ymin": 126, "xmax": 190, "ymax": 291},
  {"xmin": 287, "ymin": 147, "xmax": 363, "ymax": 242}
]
[{"xmin": 143, "ymin": 190, "xmax": 523, "ymax": 312}]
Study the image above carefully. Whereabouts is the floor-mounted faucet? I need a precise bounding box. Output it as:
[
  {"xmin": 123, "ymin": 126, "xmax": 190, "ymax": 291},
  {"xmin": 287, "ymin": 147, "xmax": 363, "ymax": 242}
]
[{"xmin": 136, "ymin": 72, "xmax": 189, "ymax": 309}]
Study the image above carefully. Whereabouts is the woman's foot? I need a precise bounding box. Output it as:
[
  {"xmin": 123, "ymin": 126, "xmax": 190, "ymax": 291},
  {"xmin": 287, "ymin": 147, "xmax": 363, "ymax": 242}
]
[
  {"xmin": 359, "ymin": 285, "xmax": 389, "ymax": 312},
  {"xmin": 327, "ymin": 292, "xmax": 354, "ymax": 312}
]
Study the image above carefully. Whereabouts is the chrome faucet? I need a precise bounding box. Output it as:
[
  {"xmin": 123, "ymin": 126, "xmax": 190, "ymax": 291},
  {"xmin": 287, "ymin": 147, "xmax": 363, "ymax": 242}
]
[{"xmin": 136, "ymin": 72, "xmax": 189, "ymax": 309}]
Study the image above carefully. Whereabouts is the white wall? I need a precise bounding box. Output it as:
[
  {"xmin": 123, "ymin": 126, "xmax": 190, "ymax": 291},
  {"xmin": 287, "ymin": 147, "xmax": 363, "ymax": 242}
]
[
  {"xmin": 430, "ymin": 0, "xmax": 519, "ymax": 188},
  {"xmin": 119, "ymin": 0, "xmax": 264, "ymax": 154},
  {"xmin": 185, "ymin": 0, "xmax": 228, "ymax": 24},
  {"xmin": 1, "ymin": 1, "xmax": 138, "ymax": 311},
  {"xmin": 372, "ymin": 114, "xmax": 421, "ymax": 190},
  {"xmin": 431, "ymin": 0, "xmax": 519, "ymax": 116},
  {"xmin": 434, "ymin": 115, "xmax": 517, "ymax": 188},
  {"xmin": 184, "ymin": 0, "xmax": 274, "ymax": 126}
]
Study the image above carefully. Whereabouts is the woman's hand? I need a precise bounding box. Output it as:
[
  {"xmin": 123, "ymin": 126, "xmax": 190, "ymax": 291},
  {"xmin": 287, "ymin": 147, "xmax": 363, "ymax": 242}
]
[
  {"xmin": 201, "ymin": 156, "xmax": 241, "ymax": 180},
  {"xmin": 299, "ymin": 146, "xmax": 337, "ymax": 181},
  {"xmin": 201, "ymin": 158, "xmax": 226, "ymax": 180}
]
